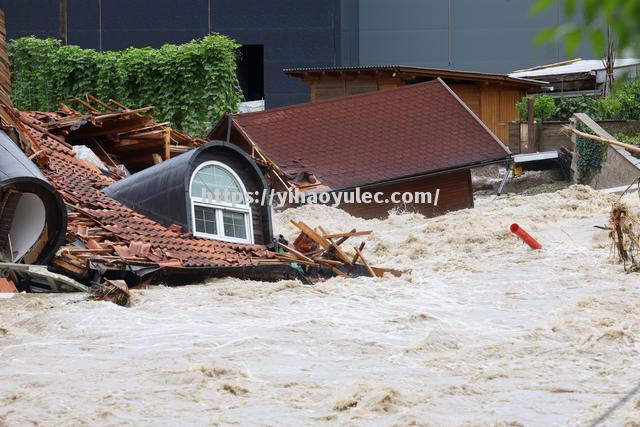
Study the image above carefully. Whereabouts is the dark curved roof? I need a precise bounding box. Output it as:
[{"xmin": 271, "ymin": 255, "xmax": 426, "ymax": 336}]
[
  {"xmin": 104, "ymin": 141, "xmax": 271, "ymax": 236},
  {"xmin": 0, "ymin": 130, "xmax": 67, "ymax": 264},
  {"xmin": 0, "ymin": 130, "xmax": 48, "ymax": 182}
]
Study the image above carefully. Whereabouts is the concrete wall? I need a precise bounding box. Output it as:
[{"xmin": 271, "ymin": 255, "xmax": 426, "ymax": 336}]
[{"xmin": 570, "ymin": 114, "xmax": 640, "ymax": 190}]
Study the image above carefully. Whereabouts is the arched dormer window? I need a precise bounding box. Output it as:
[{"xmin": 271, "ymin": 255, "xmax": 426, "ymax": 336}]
[{"xmin": 189, "ymin": 161, "xmax": 253, "ymax": 244}]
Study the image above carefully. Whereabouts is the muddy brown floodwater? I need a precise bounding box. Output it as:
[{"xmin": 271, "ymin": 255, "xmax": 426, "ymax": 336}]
[{"xmin": 1, "ymin": 185, "xmax": 640, "ymax": 426}]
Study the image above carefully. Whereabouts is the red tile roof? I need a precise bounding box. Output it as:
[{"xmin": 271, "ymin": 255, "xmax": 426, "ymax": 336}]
[
  {"xmin": 18, "ymin": 111, "xmax": 269, "ymax": 268},
  {"xmin": 228, "ymin": 79, "xmax": 510, "ymax": 190}
]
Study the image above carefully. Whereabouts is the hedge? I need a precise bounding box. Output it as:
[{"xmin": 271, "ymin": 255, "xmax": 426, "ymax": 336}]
[{"xmin": 9, "ymin": 35, "xmax": 242, "ymax": 136}]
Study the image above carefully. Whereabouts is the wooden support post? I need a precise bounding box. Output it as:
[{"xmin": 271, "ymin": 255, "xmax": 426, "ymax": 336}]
[
  {"xmin": 527, "ymin": 97, "xmax": 537, "ymax": 153},
  {"xmin": 164, "ymin": 128, "xmax": 171, "ymax": 160}
]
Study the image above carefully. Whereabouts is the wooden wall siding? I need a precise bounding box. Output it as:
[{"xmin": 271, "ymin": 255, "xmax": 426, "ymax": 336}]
[
  {"xmin": 450, "ymin": 83, "xmax": 524, "ymax": 144},
  {"xmin": 377, "ymin": 77, "xmax": 403, "ymax": 91},
  {"xmin": 480, "ymin": 84, "xmax": 500, "ymax": 142},
  {"xmin": 497, "ymin": 88, "xmax": 524, "ymax": 145},
  {"xmin": 311, "ymin": 79, "xmax": 378, "ymax": 101},
  {"xmin": 338, "ymin": 169, "xmax": 473, "ymax": 219},
  {"xmin": 449, "ymin": 84, "xmax": 481, "ymax": 117},
  {"xmin": 309, "ymin": 78, "xmax": 524, "ymax": 144}
]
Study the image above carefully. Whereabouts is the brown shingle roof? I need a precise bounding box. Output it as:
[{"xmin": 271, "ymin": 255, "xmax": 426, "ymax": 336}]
[{"xmin": 227, "ymin": 79, "xmax": 510, "ymax": 190}]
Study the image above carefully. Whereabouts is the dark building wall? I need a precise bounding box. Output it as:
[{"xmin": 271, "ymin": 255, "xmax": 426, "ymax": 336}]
[
  {"xmin": 339, "ymin": 169, "xmax": 474, "ymax": 219},
  {"xmin": 211, "ymin": 0, "xmax": 341, "ymax": 107},
  {"xmin": 0, "ymin": 0, "xmax": 341, "ymax": 108}
]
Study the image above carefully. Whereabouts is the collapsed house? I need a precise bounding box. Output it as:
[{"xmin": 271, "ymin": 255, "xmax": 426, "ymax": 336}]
[
  {"xmin": 209, "ymin": 78, "xmax": 511, "ymax": 219},
  {"xmin": 0, "ymin": 96, "xmax": 400, "ymax": 292},
  {"xmin": 0, "ymin": 100, "xmax": 304, "ymax": 289}
]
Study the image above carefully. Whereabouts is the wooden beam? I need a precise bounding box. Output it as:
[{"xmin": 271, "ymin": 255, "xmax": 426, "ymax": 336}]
[
  {"xmin": 323, "ymin": 230, "xmax": 372, "ymax": 239},
  {"xmin": 277, "ymin": 242, "xmax": 315, "ymax": 263},
  {"xmin": 565, "ymin": 126, "xmax": 640, "ymax": 154},
  {"xmin": 354, "ymin": 247, "xmax": 377, "ymax": 278},
  {"xmin": 164, "ymin": 128, "xmax": 171, "ymax": 160}
]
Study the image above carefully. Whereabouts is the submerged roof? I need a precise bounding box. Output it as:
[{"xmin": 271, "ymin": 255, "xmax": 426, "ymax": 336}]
[
  {"xmin": 284, "ymin": 65, "xmax": 546, "ymax": 88},
  {"xmin": 221, "ymin": 79, "xmax": 510, "ymax": 190},
  {"xmin": 16, "ymin": 111, "xmax": 269, "ymax": 268},
  {"xmin": 510, "ymin": 58, "xmax": 640, "ymax": 78}
]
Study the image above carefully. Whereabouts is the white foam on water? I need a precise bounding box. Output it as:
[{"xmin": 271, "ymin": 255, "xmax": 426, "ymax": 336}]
[{"xmin": 1, "ymin": 185, "xmax": 640, "ymax": 426}]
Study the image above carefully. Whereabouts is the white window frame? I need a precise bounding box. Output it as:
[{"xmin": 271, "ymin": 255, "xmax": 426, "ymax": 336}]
[{"xmin": 189, "ymin": 161, "xmax": 254, "ymax": 244}]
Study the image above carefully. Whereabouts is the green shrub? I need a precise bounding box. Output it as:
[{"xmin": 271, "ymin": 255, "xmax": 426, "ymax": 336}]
[
  {"xmin": 9, "ymin": 36, "xmax": 242, "ymax": 135},
  {"xmin": 516, "ymin": 79, "xmax": 640, "ymax": 122},
  {"xmin": 552, "ymin": 95, "xmax": 603, "ymax": 121},
  {"xmin": 615, "ymin": 132, "xmax": 640, "ymax": 145},
  {"xmin": 516, "ymin": 95, "xmax": 556, "ymax": 122}
]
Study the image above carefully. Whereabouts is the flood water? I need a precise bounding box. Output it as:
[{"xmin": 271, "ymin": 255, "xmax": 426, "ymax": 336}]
[{"xmin": 1, "ymin": 185, "xmax": 640, "ymax": 426}]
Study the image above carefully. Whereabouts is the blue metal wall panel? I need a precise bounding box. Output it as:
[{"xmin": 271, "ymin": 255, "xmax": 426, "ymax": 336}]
[{"xmin": 357, "ymin": 0, "xmax": 592, "ymax": 73}]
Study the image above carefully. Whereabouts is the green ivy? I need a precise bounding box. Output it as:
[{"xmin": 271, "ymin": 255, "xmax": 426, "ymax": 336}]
[
  {"xmin": 9, "ymin": 36, "xmax": 242, "ymax": 136},
  {"xmin": 575, "ymin": 125, "xmax": 607, "ymax": 184}
]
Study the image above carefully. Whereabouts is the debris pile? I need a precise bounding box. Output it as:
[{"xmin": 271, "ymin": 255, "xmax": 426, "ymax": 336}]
[
  {"xmin": 19, "ymin": 95, "xmax": 205, "ymax": 174},
  {"xmin": 255, "ymin": 220, "xmax": 405, "ymax": 281},
  {"xmin": 610, "ymin": 200, "xmax": 640, "ymax": 272}
]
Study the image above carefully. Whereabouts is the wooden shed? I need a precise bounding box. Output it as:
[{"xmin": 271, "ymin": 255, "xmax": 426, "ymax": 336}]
[{"xmin": 284, "ymin": 65, "xmax": 545, "ymax": 144}]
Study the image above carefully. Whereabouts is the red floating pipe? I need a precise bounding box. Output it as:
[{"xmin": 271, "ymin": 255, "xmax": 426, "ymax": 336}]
[{"xmin": 510, "ymin": 223, "xmax": 542, "ymax": 249}]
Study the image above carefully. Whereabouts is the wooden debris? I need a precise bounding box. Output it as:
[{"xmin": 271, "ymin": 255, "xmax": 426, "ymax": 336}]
[
  {"xmin": 90, "ymin": 279, "xmax": 130, "ymax": 307},
  {"xmin": 564, "ymin": 125, "xmax": 640, "ymax": 155},
  {"xmin": 322, "ymin": 230, "xmax": 372, "ymax": 239},
  {"xmin": 354, "ymin": 246, "xmax": 377, "ymax": 277},
  {"xmin": 262, "ymin": 220, "xmax": 405, "ymax": 280}
]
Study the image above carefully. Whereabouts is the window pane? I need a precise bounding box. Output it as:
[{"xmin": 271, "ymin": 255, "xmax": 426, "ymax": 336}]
[
  {"xmin": 191, "ymin": 164, "xmax": 246, "ymax": 204},
  {"xmin": 194, "ymin": 205, "xmax": 217, "ymax": 236},
  {"xmin": 223, "ymin": 210, "xmax": 247, "ymax": 239}
]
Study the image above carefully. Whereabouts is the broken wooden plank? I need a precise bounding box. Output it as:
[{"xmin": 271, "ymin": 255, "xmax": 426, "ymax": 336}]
[
  {"xmin": 313, "ymin": 258, "xmax": 343, "ymax": 267},
  {"xmin": 291, "ymin": 220, "xmax": 352, "ymax": 263},
  {"xmin": 354, "ymin": 247, "xmax": 377, "ymax": 278},
  {"xmin": 330, "ymin": 266, "xmax": 349, "ymax": 277},
  {"xmin": 323, "ymin": 230, "xmax": 372, "ymax": 239},
  {"xmin": 370, "ymin": 266, "xmax": 405, "ymax": 278},
  {"xmin": 277, "ymin": 242, "xmax": 315, "ymax": 263},
  {"xmin": 348, "ymin": 242, "xmax": 366, "ymax": 273}
]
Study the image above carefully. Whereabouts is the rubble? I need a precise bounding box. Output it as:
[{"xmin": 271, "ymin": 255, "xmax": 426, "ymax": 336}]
[
  {"xmin": 610, "ymin": 199, "xmax": 640, "ymax": 272},
  {"xmin": 254, "ymin": 220, "xmax": 406, "ymax": 281}
]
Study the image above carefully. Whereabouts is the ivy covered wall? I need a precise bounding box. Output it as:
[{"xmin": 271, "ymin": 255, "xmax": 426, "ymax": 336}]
[{"xmin": 9, "ymin": 35, "xmax": 242, "ymax": 136}]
